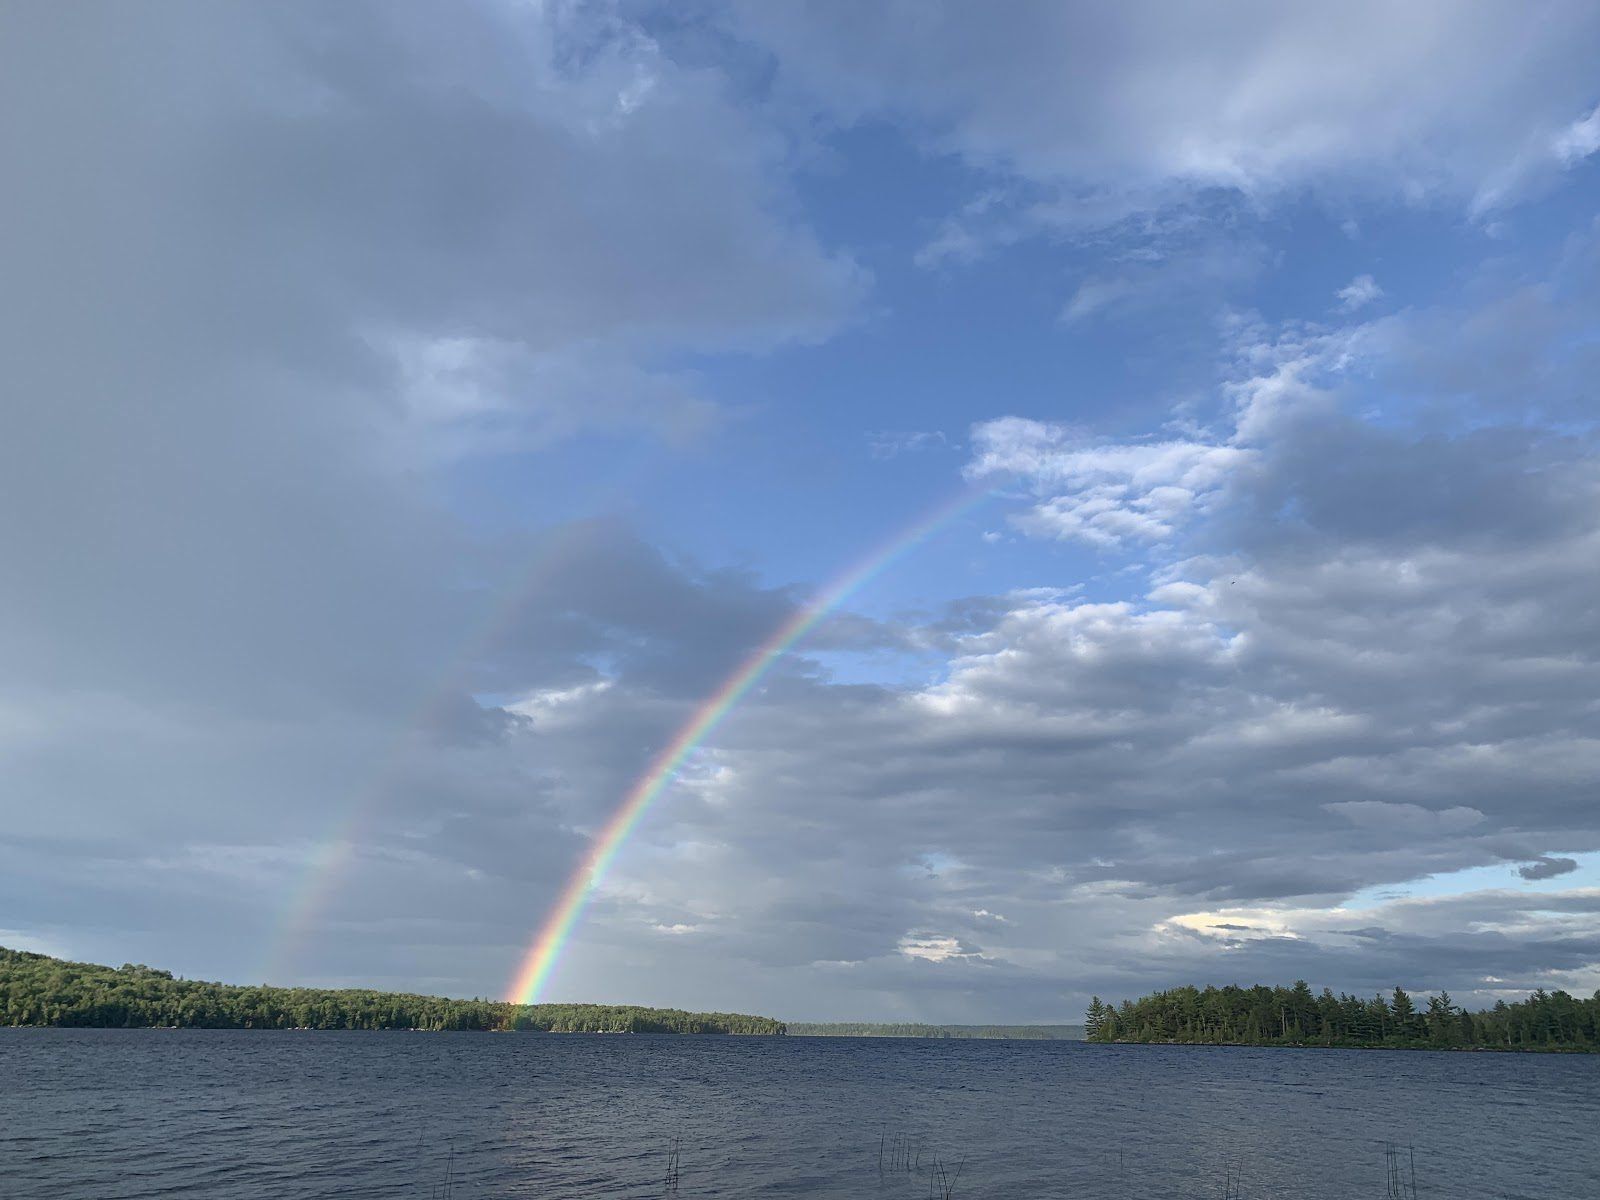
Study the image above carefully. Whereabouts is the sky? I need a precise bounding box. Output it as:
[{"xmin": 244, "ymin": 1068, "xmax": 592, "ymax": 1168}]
[{"xmin": 3, "ymin": 1, "xmax": 1600, "ymax": 1022}]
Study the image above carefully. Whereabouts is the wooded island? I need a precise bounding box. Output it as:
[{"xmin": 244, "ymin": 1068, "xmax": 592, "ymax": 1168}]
[{"xmin": 1086, "ymin": 980, "xmax": 1600, "ymax": 1051}]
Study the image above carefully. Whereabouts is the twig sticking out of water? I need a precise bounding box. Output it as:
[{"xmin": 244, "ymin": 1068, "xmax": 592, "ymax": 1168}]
[
  {"xmin": 664, "ymin": 1136, "xmax": 681, "ymax": 1193},
  {"xmin": 428, "ymin": 1143, "xmax": 455, "ymax": 1200},
  {"xmin": 879, "ymin": 1129, "xmax": 923, "ymax": 1174},
  {"xmin": 1219, "ymin": 1157, "xmax": 1243, "ymax": 1200},
  {"xmin": 927, "ymin": 1153, "xmax": 964, "ymax": 1200},
  {"xmin": 1383, "ymin": 1142, "xmax": 1419, "ymax": 1200}
]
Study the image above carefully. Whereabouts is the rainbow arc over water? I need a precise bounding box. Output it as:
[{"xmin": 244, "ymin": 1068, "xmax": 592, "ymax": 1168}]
[{"xmin": 506, "ymin": 487, "xmax": 991, "ymax": 1004}]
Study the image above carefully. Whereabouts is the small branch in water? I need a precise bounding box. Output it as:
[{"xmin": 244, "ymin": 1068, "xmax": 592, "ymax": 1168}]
[{"xmin": 663, "ymin": 1135, "xmax": 681, "ymax": 1193}]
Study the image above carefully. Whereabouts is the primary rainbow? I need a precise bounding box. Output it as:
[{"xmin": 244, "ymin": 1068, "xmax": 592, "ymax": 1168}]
[{"xmin": 506, "ymin": 487, "xmax": 991, "ymax": 1004}]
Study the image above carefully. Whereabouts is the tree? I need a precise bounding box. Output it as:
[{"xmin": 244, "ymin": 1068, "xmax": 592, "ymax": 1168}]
[
  {"xmin": 1085, "ymin": 996, "xmax": 1109, "ymax": 1040},
  {"xmin": 1425, "ymin": 992, "xmax": 1457, "ymax": 1047},
  {"xmin": 1391, "ymin": 987, "xmax": 1416, "ymax": 1039}
]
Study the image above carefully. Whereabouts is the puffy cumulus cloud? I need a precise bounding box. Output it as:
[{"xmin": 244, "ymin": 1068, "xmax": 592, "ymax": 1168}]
[
  {"xmin": 729, "ymin": 1, "xmax": 1600, "ymax": 220},
  {"xmin": 966, "ymin": 419, "xmax": 1252, "ymax": 548},
  {"xmin": 0, "ymin": 3, "xmax": 862, "ymax": 989}
]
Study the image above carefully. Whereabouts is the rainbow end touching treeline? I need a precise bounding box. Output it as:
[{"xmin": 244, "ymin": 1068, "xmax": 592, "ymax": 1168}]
[{"xmin": 505, "ymin": 487, "xmax": 992, "ymax": 1004}]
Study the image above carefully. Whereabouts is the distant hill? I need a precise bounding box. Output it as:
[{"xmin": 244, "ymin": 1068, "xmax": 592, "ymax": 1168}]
[
  {"xmin": 788, "ymin": 1022, "xmax": 1085, "ymax": 1040},
  {"xmin": 0, "ymin": 947, "xmax": 784, "ymax": 1035}
]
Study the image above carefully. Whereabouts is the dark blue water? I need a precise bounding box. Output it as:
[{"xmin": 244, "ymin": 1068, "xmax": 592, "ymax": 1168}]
[{"xmin": 2, "ymin": 1030, "xmax": 1596, "ymax": 1199}]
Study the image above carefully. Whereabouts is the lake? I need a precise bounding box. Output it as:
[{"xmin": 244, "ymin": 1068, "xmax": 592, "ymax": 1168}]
[{"xmin": 2, "ymin": 1029, "xmax": 1596, "ymax": 1198}]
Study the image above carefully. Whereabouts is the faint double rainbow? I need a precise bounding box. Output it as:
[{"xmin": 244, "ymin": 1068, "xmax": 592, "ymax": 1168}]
[
  {"xmin": 259, "ymin": 518, "xmax": 602, "ymax": 983},
  {"xmin": 505, "ymin": 485, "xmax": 993, "ymax": 1005}
]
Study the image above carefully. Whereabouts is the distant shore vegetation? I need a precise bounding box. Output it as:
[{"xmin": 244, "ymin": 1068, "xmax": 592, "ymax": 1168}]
[
  {"xmin": 0, "ymin": 948, "xmax": 784, "ymax": 1035},
  {"xmin": 788, "ymin": 1022, "xmax": 1084, "ymax": 1040},
  {"xmin": 1086, "ymin": 981, "xmax": 1600, "ymax": 1052}
]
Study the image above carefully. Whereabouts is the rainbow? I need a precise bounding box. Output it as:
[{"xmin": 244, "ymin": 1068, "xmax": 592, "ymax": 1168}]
[
  {"xmin": 259, "ymin": 518, "xmax": 607, "ymax": 983},
  {"xmin": 506, "ymin": 486, "xmax": 992, "ymax": 1004}
]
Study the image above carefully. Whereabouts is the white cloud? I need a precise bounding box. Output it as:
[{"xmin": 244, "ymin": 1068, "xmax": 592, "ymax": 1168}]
[
  {"xmin": 965, "ymin": 417, "xmax": 1252, "ymax": 548},
  {"xmin": 734, "ymin": 3, "xmax": 1600, "ymax": 222},
  {"xmin": 1336, "ymin": 274, "xmax": 1384, "ymax": 312},
  {"xmin": 867, "ymin": 430, "xmax": 953, "ymax": 459},
  {"xmin": 898, "ymin": 933, "xmax": 981, "ymax": 962},
  {"xmin": 1553, "ymin": 103, "xmax": 1600, "ymax": 164}
]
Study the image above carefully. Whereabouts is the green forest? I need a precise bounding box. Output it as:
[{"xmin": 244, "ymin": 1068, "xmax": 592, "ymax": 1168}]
[
  {"xmin": 1085, "ymin": 981, "xmax": 1600, "ymax": 1051},
  {"xmin": 0, "ymin": 947, "xmax": 785, "ymax": 1035},
  {"xmin": 788, "ymin": 1022, "xmax": 1084, "ymax": 1040}
]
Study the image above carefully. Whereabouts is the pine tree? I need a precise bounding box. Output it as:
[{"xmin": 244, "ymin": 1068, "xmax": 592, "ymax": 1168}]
[
  {"xmin": 1391, "ymin": 987, "xmax": 1416, "ymax": 1039},
  {"xmin": 1085, "ymin": 996, "xmax": 1108, "ymax": 1040}
]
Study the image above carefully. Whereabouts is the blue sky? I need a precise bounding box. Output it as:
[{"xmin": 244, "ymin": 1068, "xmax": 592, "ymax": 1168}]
[{"xmin": 4, "ymin": 1, "xmax": 1600, "ymax": 1021}]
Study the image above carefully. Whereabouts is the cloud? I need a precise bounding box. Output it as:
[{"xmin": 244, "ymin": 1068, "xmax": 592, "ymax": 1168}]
[
  {"xmin": 730, "ymin": 3, "xmax": 1600, "ymax": 219},
  {"xmin": 383, "ymin": 336, "xmax": 718, "ymax": 463},
  {"xmin": 0, "ymin": 2, "xmax": 861, "ymax": 988},
  {"xmin": 868, "ymin": 430, "xmax": 954, "ymax": 459},
  {"xmin": 1324, "ymin": 802, "xmax": 1485, "ymax": 835},
  {"xmin": 1519, "ymin": 856, "xmax": 1580, "ymax": 881},
  {"xmin": 1553, "ymin": 103, "xmax": 1600, "ymax": 164},
  {"xmin": 552, "ymin": 248, "xmax": 1600, "ymax": 1017},
  {"xmin": 1336, "ymin": 274, "xmax": 1384, "ymax": 312},
  {"xmin": 899, "ymin": 933, "xmax": 986, "ymax": 963},
  {"xmin": 965, "ymin": 418, "xmax": 1252, "ymax": 548}
]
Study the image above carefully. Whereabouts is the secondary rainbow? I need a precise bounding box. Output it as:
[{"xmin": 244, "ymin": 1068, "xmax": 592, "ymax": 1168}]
[
  {"xmin": 259, "ymin": 518, "xmax": 605, "ymax": 983},
  {"xmin": 506, "ymin": 487, "xmax": 992, "ymax": 1005}
]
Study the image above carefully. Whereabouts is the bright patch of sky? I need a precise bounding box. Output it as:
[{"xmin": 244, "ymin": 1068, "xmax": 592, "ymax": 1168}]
[{"xmin": 1346, "ymin": 853, "xmax": 1600, "ymax": 909}]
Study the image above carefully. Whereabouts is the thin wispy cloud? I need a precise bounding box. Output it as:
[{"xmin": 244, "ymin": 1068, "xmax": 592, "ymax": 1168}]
[{"xmin": 1336, "ymin": 274, "xmax": 1384, "ymax": 312}]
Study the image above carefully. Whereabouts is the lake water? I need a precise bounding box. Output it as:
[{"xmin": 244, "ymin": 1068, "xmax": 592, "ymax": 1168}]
[{"xmin": 2, "ymin": 1029, "xmax": 1597, "ymax": 1198}]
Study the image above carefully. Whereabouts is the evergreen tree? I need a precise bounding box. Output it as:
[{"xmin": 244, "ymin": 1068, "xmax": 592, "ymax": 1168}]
[
  {"xmin": 1391, "ymin": 987, "xmax": 1416, "ymax": 1037},
  {"xmin": 1085, "ymin": 996, "xmax": 1108, "ymax": 1040}
]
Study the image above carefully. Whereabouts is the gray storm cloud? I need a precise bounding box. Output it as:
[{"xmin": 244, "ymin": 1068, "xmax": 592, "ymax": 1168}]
[{"xmin": 1519, "ymin": 857, "xmax": 1580, "ymax": 881}]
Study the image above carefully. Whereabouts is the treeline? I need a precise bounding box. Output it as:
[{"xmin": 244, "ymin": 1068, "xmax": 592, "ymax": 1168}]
[
  {"xmin": 0, "ymin": 948, "xmax": 784, "ymax": 1035},
  {"xmin": 789, "ymin": 1022, "xmax": 1084, "ymax": 1040},
  {"xmin": 1085, "ymin": 980, "xmax": 1600, "ymax": 1051}
]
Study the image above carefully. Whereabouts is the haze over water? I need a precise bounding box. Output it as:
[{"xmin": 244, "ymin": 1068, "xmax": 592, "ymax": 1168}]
[{"xmin": 5, "ymin": 1031, "xmax": 1596, "ymax": 1199}]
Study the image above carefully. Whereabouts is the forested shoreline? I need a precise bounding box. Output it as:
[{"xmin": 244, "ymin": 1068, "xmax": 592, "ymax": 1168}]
[
  {"xmin": 788, "ymin": 1022, "xmax": 1084, "ymax": 1040},
  {"xmin": 1086, "ymin": 981, "xmax": 1600, "ymax": 1051},
  {"xmin": 0, "ymin": 948, "xmax": 785, "ymax": 1034}
]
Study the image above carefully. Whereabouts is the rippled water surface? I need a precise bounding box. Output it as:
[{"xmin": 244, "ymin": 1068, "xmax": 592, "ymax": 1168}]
[{"xmin": 3, "ymin": 1029, "xmax": 1597, "ymax": 1198}]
